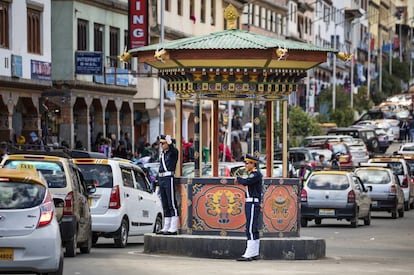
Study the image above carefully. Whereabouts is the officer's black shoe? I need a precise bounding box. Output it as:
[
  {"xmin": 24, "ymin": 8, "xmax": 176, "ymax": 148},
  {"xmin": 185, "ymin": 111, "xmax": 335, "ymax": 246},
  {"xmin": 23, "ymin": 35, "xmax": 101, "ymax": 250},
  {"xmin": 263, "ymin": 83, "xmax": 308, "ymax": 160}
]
[
  {"xmin": 164, "ymin": 231, "xmax": 178, "ymax": 235},
  {"xmin": 236, "ymin": 257, "xmax": 252, "ymax": 262},
  {"xmin": 155, "ymin": 231, "xmax": 166, "ymax": 235},
  {"xmin": 251, "ymin": 255, "xmax": 260, "ymax": 261}
]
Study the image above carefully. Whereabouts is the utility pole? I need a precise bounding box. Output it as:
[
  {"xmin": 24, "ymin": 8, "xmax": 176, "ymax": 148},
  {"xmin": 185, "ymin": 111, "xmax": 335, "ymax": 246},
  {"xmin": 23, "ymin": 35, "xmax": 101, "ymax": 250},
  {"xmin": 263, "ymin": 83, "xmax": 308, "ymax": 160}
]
[{"xmin": 159, "ymin": 0, "xmax": 165, "ymax": 137}]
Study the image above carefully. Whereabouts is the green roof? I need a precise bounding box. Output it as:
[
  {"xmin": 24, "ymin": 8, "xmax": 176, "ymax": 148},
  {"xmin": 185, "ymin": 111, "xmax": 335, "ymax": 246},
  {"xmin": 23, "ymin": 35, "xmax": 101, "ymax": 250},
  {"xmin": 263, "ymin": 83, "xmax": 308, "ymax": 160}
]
[{"xmin": 130, "ymin": 29, "xmax": 337, "ymax": 53}]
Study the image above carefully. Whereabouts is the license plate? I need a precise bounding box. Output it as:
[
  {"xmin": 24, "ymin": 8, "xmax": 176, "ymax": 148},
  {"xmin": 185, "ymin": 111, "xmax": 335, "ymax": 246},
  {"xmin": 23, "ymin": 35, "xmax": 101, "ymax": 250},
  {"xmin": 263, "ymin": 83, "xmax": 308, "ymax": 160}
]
[
  {"xmin": 319, "ymin": 209, "xmax": 335, "ymax": 215},
  {"xmin": 0, "ymin": 248, "xmax": 13, "ymax": 261},
  {"xmin": 372, "ymin": 201, "xmax": 378, "ymax": 207}
]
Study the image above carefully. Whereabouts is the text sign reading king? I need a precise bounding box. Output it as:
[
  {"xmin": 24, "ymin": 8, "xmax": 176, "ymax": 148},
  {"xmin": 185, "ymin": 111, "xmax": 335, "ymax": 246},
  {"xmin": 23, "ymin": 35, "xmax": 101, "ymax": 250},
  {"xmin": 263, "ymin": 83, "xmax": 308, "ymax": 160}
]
[{"xmin": 129, "ymin": 0, "xmax": 148, "ymax": 49}]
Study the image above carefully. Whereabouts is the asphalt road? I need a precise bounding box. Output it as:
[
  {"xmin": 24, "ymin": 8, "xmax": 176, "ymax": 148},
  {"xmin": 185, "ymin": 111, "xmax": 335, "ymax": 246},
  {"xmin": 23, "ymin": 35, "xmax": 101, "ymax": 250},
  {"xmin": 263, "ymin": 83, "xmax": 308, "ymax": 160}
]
[{"xmin": 62, "ymin": 142, "xmax": 414, "ymax": 275}]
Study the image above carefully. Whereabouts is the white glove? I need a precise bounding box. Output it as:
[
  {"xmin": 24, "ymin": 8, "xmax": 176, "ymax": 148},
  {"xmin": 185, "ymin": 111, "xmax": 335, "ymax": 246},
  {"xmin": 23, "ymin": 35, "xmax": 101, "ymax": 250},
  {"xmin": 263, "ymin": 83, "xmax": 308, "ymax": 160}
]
[{"xmin": 165, "ymin": 135, "xmax": 172, "ymax": 145}]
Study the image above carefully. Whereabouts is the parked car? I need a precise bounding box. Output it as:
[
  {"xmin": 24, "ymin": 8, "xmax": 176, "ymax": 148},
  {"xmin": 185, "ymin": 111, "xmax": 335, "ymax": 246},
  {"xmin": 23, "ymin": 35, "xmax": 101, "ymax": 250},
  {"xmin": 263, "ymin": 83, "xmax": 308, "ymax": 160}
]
[
  {"xmin": 72, "ymin": 157, "xmax": 163, "ymax": 248},
  {"xmin": 355, "ymin": 164, "xmax": 404, "ymax": 218},
  {"xmin": 327, "ymin": 127, "xmax": 382, "ymax": 154},
  {"xmin": 368, "ymin": 157, "xmax": 414, "ymax": 211},
  {"xmin": 0, "ymin": 168, "xmax": 64, "ymax": 274},
  {"xmin": 1, "ymin": 152, "xmax": 95, "ymax": 257},
  {"xmin": 301, "ymin": 170, "xmax": 372, "ymax": 228}
]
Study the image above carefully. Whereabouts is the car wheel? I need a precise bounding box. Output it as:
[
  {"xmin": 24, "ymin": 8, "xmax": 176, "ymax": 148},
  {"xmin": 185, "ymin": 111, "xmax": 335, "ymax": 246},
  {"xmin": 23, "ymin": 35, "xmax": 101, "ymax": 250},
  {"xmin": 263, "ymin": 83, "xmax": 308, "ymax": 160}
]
[
  {"xmin": 65, "ymin": 230, "xmax": 77, "ymax": 257},
  {"xmin": 367, "ymin": 138, "xmax": 379, "ymax": 152},
  {"xmin": 80, "ymin": 229, "xmax": 92, "ymax": 254},
  {"xmin": 314, "ymin": 218, "xmax": 322, "ymax": 225},
  {"xmin": 92, "ymin": 232, "xmax": 99, "ymax": 246},
  {"xmin": 398, "ymin": 206, "xmax": 405, "ymax": 218},
  {"xmin": 114, "ymin": 218, "xmax": 129, "ymax": 248},
  {"xmin": 301, "ymin": 218, "xmax": 308, "ymax": 227},
  {"xmin": 153, "ymin": 215, "xmax": 163, "ymax": 233},
  {"xmin": 364, "ymin": 211, "xmax": 371, "ymax": 226}
]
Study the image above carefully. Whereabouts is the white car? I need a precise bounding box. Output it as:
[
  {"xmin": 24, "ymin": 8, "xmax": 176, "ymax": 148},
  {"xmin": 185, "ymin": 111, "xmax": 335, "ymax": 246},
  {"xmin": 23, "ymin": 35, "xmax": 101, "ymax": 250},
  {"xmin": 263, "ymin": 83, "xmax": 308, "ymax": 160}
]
[
  {"xmin": 397, "ymin": 142, "xmax": 414, "ymax": 155},
  {"xmin": 0, "ymin": 168, "xmax": 64, "ymax": 274},
  {"xmin": 73, "ymin": 158, "xmax": 163, "ymax": 247}
]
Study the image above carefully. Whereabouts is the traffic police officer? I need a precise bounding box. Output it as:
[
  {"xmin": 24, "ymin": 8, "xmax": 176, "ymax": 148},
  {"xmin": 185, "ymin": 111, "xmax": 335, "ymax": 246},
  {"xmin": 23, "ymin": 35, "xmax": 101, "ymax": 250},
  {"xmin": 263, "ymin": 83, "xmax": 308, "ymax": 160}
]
[
  {"xmin": 156, "ymin": 134, "xmax": 179, "ymax": 235},
  {"xmin": 235, "ymin": 154, "xmax": 263, "ymax": 261}
]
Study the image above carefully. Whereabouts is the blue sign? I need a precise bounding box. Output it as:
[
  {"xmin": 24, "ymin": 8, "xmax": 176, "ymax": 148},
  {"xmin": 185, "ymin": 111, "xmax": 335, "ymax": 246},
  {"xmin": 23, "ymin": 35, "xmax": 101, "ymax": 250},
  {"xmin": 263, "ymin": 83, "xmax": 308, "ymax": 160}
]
[
  {"xmin": 116, "ymin": 68, "xmax": 129, "ymax": 86},
  {"xmin": 75, "ymin": 51, "xmax": 103, "ymax": 75},
  {"xmin": 105, "ymin": 67, "xmax": 115, "ymax": 85},
  {"xmin": 11, "ymin": 55, "xmax": 23, "ymax": 78}
]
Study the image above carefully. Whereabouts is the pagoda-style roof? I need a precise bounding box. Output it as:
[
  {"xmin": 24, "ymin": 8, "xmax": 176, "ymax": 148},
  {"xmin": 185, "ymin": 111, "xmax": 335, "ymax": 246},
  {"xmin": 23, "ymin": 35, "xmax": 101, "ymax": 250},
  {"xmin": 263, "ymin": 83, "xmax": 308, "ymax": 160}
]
[{"xmin": 130, "ymin": 28, "xmax": 337, "ymax": 71}]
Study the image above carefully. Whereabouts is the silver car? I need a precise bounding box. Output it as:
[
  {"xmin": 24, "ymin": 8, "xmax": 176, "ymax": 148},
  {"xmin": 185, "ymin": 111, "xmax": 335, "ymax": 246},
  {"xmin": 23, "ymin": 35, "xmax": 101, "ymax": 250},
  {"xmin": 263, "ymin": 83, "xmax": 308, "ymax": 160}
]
[
  {"xmin": 0, "ymin": 168, "xmax": 64, "ymax": 274},
  {"xmin": 355, "ymin": 165, "xmax": 404, "ymax": 219},
  {"xmin": 301, "ymin": 170, "xmax": 372, "ymax": 228}
]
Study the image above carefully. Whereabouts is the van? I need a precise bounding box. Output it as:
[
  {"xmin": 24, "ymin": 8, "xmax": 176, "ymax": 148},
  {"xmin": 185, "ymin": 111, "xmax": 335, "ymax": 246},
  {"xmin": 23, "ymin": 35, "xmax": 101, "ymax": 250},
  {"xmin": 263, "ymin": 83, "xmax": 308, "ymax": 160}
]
[{"xmin": 72, "ymin": 158, "xmax": 163, "ymax": 247}]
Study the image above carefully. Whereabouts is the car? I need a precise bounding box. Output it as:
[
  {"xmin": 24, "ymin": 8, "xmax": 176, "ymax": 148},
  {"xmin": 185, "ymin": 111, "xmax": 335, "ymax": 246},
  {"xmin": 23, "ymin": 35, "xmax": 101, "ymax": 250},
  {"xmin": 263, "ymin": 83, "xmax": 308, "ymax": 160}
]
[
  {"xmin": 275, "ymin": 147, "xmax": 317, "ymax": 169},
  {"xmin": 0, "ymin": 168, "xmax": 64, "ymax": 274},
  {"xmin": 305, "ymin": 140, "xmax": 353, "ymax": 168},
  {"xmin": 396, "ymin": 142, "xmax": 414, "ymax": 155},
  {"xmin": 355, "ymin": 164, "xmax": 404, "ymax": 218},
  {"xmin": 72, "ymin": 157, "xmax": 163, "ymax": 248},
  {"xmin": 354, "ymin": 119, "xmax": 400, "ymax": 142},
  {"xmin": 347, "ymin": 138, "xmax": 370, "ymax": 166},
  {"xmin": 301, "ymin": 170, "xmax": 372, "ymax": 228},
  {"xmin": 232, "ymin": 160, "xmax": 296, "ymax": 178},
  {"xmin": 181, "ymin": 161, "xmax": 245, "ymax": 177},
  {"xmin": 327, "ymin": 127, "xmax": 382, "ymax": 154},
  {"xmin": 368, "ymin": 157, "xmax": 414, "ymax": 211},
  {"xmin": 304, "ymin": 135, "xmax": 369, "ymax": 166},
  {"xmin": 1, "ymin": 152, "xmax": 95, "ymax": 257},
  {"xmin": 353, "ymin": 108, "xmax": 399, "ymax": 124}
]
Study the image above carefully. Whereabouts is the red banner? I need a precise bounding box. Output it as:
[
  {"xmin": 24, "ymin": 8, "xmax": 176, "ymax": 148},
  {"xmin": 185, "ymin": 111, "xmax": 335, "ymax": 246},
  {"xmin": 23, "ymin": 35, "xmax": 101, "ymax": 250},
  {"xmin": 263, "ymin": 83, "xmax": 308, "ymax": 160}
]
[{"xmin": 129, "ymin": 0, "xmax": 148, "ymax": 49}]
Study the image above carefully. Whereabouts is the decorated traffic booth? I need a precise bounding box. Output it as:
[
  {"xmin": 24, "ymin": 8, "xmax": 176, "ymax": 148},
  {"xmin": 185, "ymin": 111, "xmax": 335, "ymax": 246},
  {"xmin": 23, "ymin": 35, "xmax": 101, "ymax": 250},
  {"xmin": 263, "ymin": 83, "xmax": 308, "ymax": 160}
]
[{"xmin": 131, "ymin": 4, "xmax": 338, "ymax": 259}]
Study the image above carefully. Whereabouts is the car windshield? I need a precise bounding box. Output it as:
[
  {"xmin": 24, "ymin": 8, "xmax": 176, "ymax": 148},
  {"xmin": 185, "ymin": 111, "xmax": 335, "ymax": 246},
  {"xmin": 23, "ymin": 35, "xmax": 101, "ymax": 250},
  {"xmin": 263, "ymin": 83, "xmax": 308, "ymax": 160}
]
[
  {"xmin": 0, "ymin": 182, "xmax": 46, "ymax": 209},
  {"xmin": 371, "ymin": 162, "xmax": 404, "ymax": 175},
  {"xmin": 77, "ymin": 164, "xmax": 113, "ymax": 188},
  {"xmin": 307, "ymin": 174, "xmax": 349, "ymax": 190},
  {"xmin": 404, "ymin": 159, "xmax": 414, "ymax": 174},
  {"xmin": 355, "ymin": 170, "xmax": 390, "ymax": 184},
  {"xmin": 3, "ymin": 160, "xmax": 67, "ymax": 188}
]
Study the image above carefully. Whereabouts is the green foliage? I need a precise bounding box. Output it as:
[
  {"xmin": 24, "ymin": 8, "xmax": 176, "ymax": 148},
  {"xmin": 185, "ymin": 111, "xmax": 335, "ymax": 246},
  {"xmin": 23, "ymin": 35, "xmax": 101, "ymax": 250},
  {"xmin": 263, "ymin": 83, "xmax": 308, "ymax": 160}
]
[
  {"xmin": 381, "ymin": 58, "xmax": 410, "ymax": 97},
  {"xmin": 287, "ymin": 106, "xmax": 322, "ymax": 146}
]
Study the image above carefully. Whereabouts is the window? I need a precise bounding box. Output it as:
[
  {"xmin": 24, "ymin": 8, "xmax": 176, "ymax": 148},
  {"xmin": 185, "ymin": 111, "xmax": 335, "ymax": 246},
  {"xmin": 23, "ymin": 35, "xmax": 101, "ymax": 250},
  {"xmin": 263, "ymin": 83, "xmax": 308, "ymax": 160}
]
[
  {"xmin": 123, "ymin": 29, "xmax": 131, "ymax": 70},
  {"xmin": 0, "ymin": 1, "xmax": 9, "ymax": 48},
  {"xmin": 27, "ymin": 7, "xmax": 41, "ymax": 54},
  {"xmin": 177, "ymin": 0, "xmax": 182, "ymax": 16},
  {"xmin": 210, "ymin": 0, "xmax": 215, "ymax": 25},
  {"xmin": 94, "ymin": 23, "xmax": 104, "ymax": 52},
  {"xmin": 109, "ymin": 26, "xmax": 119, "ymax": 67},
  {"xmin": 165, "ymin": 0, "xmax": 170, "ymax": 12},
  {"xmin": 77, "ymin": 19, "xmax": 88, "ymax": 51},
  {"xmin": 189, "ymin": 0, "xmax": 194, "ymax": 21},
  {"xmin": 121, "ymin": 168, "xmax": 134, "ymax": 188},
  {"xmin": 133, "ymin": 169, "xmax": 149, "ymax": 191},
  {"xmin": 200, "ymin": 0, "xmax": 205, "ymax": 23}
]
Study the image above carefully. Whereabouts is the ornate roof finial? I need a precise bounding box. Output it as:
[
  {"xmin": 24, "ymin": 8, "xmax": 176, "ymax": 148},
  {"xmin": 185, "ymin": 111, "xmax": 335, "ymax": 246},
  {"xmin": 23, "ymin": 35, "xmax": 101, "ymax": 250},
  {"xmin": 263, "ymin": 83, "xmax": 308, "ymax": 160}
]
[{"xmin": 224, "ymin": 4, "xmax": 239, "ymax": 30}]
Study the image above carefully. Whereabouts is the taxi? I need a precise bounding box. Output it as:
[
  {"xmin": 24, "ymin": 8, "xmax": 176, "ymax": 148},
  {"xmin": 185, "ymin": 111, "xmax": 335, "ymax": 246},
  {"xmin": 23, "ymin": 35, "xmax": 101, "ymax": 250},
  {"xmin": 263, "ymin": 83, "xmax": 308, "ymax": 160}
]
[
  {"xmin": 1, "ymin": 152, "xmax": 95, "ymax": 257},
  {"xmin": 0, "ymin": 168, "xmax": 63, "ymax": 274},
  {"xmin": 368, "ymin": 157, "xmax": 414, "ymax": 211},
  {"xmin": 301, "ymin": 170, "xmax": 372, "ymax": 228},
  {"xmin": 355, "ymin": 163, "xmax": 404, "ymax": 218}
]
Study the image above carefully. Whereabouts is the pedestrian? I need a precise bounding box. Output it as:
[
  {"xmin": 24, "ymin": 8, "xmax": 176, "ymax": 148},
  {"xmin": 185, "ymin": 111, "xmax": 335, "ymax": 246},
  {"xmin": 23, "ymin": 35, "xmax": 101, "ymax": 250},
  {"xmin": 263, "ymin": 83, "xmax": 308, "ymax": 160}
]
[
  {"xmin": 316, "ymin": 154, "xmax": 329, "ymax": 170},
  {"xmin": 408, "ymin": 116, "xmax": 414, "ymax": 142},
  {"xmin": 156, "ymin": 134, "xmax": 180, "ymax": 235},
  {"xmin": 234, "ymin": 154, "xmax": 263, "ymax": 261},
  {"xmin": 113, "ymin": 140, "xmax": 128, "ymax": 159},
  {"xmin": 331, "ymin": 152, "xmax": 341, "ymax": 170},
  {"xmin": 399, "ymin": 118, "xmax": 409, "ymax": 142},
  {"xmin": 231, "ymin": 135, "xmax": 243, "ymax": 161}
]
